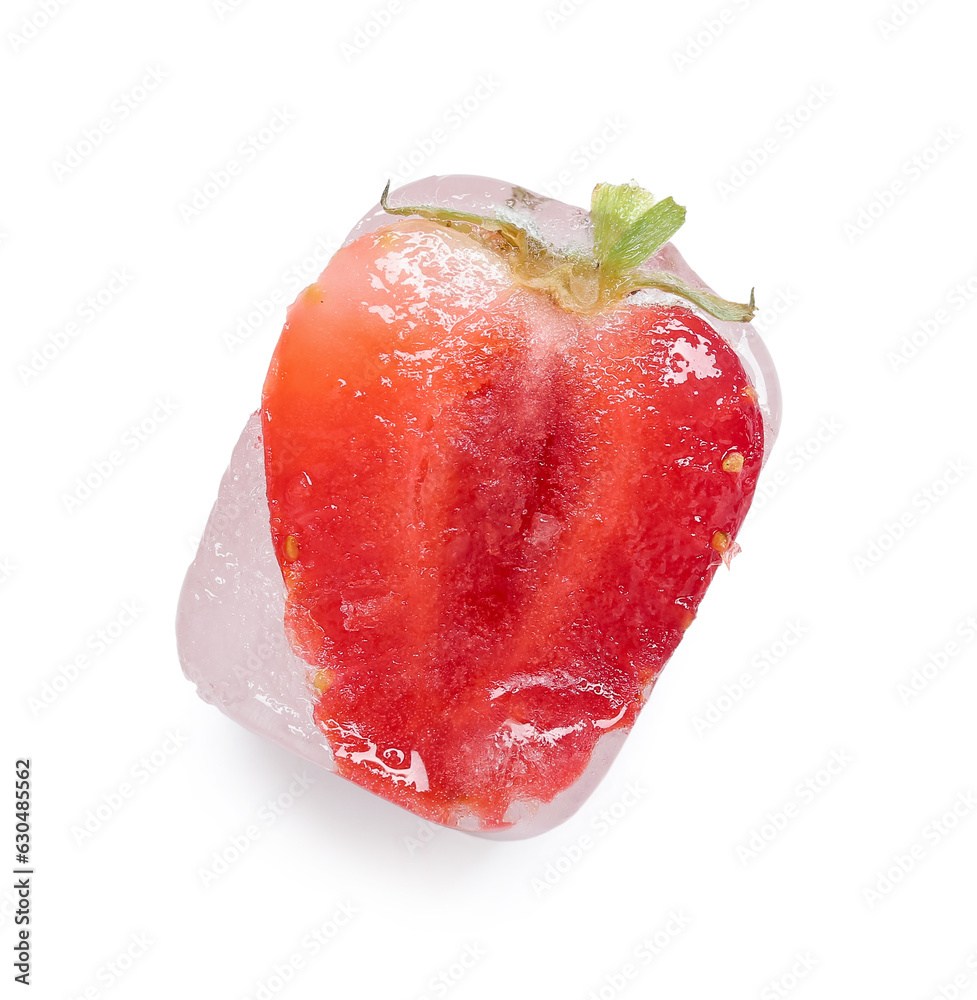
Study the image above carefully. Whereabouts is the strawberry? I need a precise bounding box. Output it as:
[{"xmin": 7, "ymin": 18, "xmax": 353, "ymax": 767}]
[{"xmin": 257, "ymin": 177, "xmax": 773, "ymax": 833}]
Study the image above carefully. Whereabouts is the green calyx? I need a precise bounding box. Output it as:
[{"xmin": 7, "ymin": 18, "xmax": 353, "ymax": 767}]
[{"xmin": 379, "ymin": 180, "xmax": 755, "ymax": 322}]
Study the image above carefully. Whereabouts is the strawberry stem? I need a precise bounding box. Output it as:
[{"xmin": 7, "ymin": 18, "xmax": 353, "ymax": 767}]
[{"xmin": 380, "ymin": 180, "xmax": 755, "ymax": 322}]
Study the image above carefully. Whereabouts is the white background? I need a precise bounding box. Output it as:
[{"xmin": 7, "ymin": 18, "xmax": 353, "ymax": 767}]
[{"xmin": 3, "ymin": 0, "xmax": 977, "ymax": 997}]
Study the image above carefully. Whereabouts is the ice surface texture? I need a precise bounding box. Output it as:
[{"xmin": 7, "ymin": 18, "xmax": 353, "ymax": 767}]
[
  {"xmin": 350, "ymin": 175, "xmax": 780, "ymax": 446},
  {"xmin": 176, "ymin": 413, "xmax": 336, "ymax": 770},
  {"xmin": 177, "ymin": 175, "xmax": 781, "ymax": 839}
]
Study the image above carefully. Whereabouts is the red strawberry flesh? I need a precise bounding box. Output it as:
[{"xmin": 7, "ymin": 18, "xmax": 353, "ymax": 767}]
[{"xmin": 261, "ymin": 218, "xmax": 763, "ymax": 829}]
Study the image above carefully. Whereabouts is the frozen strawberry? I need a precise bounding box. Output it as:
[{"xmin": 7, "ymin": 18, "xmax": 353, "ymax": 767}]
[{"xmin": 255, "ymin": 178, "xmax": 773, "ymax": 831}]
